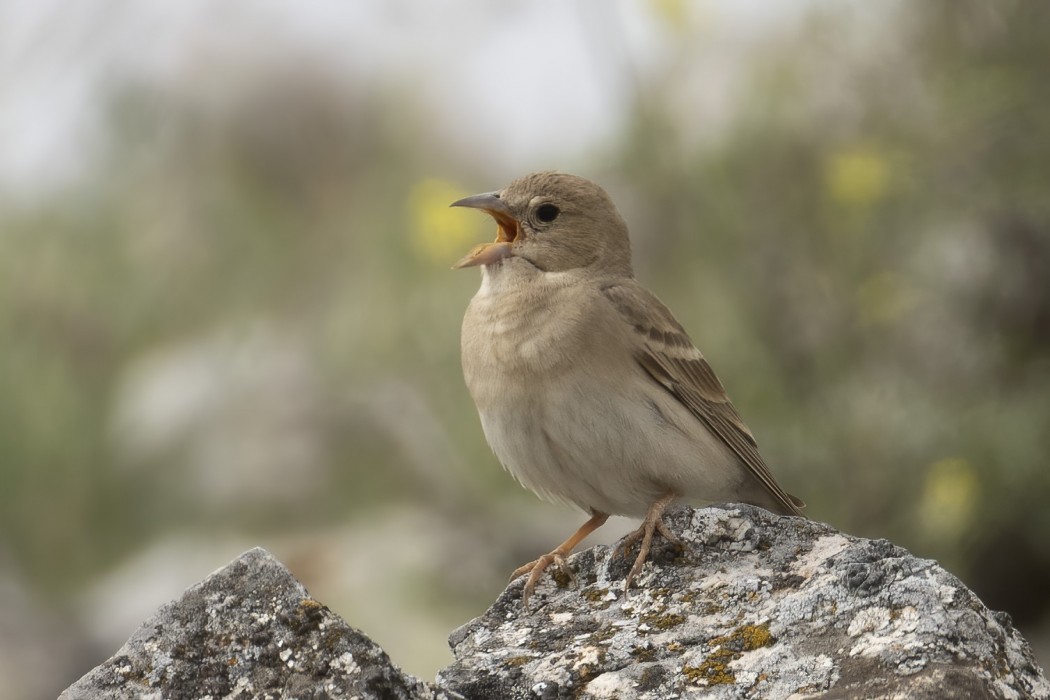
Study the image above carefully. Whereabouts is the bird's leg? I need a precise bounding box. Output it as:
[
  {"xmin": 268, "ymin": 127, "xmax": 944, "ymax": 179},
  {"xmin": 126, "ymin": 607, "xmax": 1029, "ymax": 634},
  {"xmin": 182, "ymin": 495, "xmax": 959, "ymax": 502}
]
[
  {"xmin": 511, "ymin": 512, "xmax": 609, "ymax": 608},
  {"xmin": 614, "ymin": 492, "xmax": 683, "ymax": 595}
]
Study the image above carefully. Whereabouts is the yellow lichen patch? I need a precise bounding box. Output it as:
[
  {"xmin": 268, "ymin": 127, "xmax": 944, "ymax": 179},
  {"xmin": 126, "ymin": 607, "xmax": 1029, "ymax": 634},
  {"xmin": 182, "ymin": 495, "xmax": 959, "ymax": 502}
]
[
  {"xmin": 731, "ymin": 623, "xmax": 773, "ymax": 651},
  {"xmin": 683, "ymin": 624, "xmax": 775, "ymax": 686},
  {"xmin": 299, "ymin": 598, "xmax": 325, "ymax": 613},
  {"xmin": 639, "ymin": 611, "xmax": 687, "ymax": 631},
  {"xmin": 684, "ymin": 653, "xmax": 736, "ymax": 686},
  {"xmin": 630, "ymin": 645, "xmax": 657, "ymax": 662},
  {"xmin": 581, "ymin": 587, "xmax": 612, "ymax": 609},
  {"xmin": 551, "ymin": 569, "xmax": 573, "ymax": 588}
]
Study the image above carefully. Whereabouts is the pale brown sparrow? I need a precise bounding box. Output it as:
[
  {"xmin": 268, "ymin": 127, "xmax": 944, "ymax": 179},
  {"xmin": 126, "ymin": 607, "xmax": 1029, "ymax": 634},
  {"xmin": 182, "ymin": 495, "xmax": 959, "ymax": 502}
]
[{"xmin": 452, "ymin": 172, "xmax": 805, "ymax": 606}]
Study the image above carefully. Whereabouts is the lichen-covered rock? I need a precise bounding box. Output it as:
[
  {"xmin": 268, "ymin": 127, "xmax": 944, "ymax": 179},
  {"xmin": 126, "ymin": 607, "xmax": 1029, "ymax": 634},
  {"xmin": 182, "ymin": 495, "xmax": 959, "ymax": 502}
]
[
  {"xmin": 438, "ymin": 505, "xmax": 1050, "ymax": 700},
  {"xmin": 60, "ymin": 547, "xmax": 453, "ymax": 700},
  {"xmin": 59, "ymin": 509, "xmax": 1050, "ymax": 700}
]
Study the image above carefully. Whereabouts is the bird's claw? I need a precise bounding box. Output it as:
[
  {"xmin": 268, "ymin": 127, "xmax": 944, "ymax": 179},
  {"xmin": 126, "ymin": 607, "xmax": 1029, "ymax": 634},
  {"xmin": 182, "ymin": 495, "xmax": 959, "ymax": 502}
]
[
  {"xmin": 512, "ymin": 552, "xmax": 577, "ymax": 609},
  {"xmin": 613, "ymin": 497, "xmax": 683, "ymax": 596}
]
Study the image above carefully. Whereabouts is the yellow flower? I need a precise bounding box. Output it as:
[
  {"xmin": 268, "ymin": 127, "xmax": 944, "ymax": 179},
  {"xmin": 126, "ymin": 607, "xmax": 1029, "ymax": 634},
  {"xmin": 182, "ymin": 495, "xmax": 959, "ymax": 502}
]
[
  {"xmin": 825, "ymin": 148, "xmax": 889, "ymax": 209},
  {"xmin": 919, "ymin": 458, "xmax": 978, "ymax": 539},
  {"xmin": 408, "ymin": 179, "xmax": 484, "ymax": 265}
]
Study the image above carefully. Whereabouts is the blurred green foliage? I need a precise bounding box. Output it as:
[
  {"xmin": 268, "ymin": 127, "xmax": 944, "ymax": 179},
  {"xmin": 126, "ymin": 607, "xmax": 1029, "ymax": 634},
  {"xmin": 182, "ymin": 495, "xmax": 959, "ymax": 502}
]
[
  {"xmin": 0, "ymin": 0, "xmax": 1047, "ymax": 668},
  {"xmin": 613, "ymin": 0, "xmax": 1050, "ymax": 616},
  {"xmin": 0, "ymin": 75, "xmax": 491, "ymax": 589}
]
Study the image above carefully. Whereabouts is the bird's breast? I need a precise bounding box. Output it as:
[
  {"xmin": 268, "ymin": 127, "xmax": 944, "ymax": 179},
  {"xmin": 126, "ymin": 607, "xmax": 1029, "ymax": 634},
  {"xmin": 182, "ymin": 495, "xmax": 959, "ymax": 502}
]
[{"xmin": 461, "ymin": 270, "xmax": 590, "ymax": 380}]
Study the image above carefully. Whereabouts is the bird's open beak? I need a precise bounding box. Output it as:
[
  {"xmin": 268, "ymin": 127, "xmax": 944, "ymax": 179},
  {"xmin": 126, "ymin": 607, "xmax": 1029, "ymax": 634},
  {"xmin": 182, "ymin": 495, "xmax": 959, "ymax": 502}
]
[{"xmin": 450, "ymin": 192, "xmax": 520, "ymax": 269}]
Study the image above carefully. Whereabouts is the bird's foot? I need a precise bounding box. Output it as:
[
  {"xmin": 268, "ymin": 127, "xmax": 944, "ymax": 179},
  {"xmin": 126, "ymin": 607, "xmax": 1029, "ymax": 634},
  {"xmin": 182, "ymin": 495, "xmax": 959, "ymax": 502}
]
[
  {"xmin": 509, "ymin": 511, "xmax": 609, "ymax": 609},
  {"xmin": 511, "ymin": 552, "xmax": 576, "ymax": 609},
  {"xmin": 613, "ymin": 493, "xmax": 683, "ymax": 596}
]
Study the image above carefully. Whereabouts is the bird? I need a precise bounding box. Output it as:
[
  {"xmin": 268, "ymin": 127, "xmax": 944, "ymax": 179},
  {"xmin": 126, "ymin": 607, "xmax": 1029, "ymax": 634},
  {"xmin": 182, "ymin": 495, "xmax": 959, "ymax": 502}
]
[{"xmin": 451, "ymin": 171, "xmax": 805, "ymax": 606}]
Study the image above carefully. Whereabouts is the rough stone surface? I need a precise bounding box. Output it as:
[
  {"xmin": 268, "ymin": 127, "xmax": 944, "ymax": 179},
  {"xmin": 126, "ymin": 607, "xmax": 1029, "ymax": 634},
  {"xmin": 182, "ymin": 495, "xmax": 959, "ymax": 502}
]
[
  {"xmin": 61, "ymin": 507, "xmax": 1050, "ymax": 699},
  {"xmin": 439, "ymin": 505, "xmax": 1050, "ymax": 700},
  {"xmin": 60, "ymin": 547, "xmax": 454, "ymax": 700}
]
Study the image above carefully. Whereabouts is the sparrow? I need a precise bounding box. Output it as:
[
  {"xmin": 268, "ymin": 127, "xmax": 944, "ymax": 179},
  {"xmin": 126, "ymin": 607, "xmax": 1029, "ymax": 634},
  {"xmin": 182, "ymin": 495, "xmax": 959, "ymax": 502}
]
[{"xmin": 452, "ymin": 171, "xmax": 804, "ymax": 606}]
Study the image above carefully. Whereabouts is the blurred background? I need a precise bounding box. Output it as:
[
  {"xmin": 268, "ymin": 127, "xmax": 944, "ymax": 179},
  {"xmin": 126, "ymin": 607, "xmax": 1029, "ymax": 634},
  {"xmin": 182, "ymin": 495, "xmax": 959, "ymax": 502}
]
[{"xmin": 2, "ymin": 0, "xmax": 1049, "ymax": 696}]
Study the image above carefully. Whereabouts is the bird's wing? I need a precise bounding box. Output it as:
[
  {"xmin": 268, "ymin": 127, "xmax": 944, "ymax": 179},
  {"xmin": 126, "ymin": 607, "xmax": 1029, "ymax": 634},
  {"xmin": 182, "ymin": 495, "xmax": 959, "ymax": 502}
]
[{"xmin": 601, "ymin": 280, "xmax": 805, "ymax": 516}]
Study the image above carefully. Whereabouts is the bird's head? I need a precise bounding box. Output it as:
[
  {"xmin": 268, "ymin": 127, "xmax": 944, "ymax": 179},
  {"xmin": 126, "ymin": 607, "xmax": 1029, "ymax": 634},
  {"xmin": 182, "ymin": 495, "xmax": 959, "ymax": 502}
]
[{"xmin": 450, "ymin": 172, "xmax": 633, "ymax": 275}]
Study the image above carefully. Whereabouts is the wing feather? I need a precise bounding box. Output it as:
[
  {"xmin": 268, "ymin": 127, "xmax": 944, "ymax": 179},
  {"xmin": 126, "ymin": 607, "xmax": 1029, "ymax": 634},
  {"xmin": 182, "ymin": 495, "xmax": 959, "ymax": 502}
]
[{"xmin": 602, "ymin": 281, "xmax": 805, "ymax": 516}]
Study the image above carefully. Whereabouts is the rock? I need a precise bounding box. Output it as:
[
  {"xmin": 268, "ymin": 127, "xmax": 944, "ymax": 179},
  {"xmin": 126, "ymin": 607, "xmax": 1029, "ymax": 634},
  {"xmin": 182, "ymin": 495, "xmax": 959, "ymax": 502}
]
[
  {"xmin": 439, "ymin": 505, "xmax": 1050, "ymax": 700},
  {"xmin": 60, "ymin": 547, "xmax": 454, "ymax": 700},
  {"xmin": 61, "ymin": 507, "xmax": 1050, "ymax": 700}
]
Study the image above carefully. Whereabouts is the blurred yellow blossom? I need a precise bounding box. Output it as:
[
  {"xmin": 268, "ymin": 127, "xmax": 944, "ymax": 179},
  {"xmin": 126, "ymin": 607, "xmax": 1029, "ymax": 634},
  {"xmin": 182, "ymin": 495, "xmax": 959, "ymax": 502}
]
[
  {"xmin": 825, "ymin": 147, "xmax": 889, "ymax": 209},
  {"xmin": 650, "ymin": 0, "xmax": 689, "ymax": 30},
  {"xmin": 408, "ymin": 178, "xmax": 484, "ymax": 265},
  {"xmin": 919, "ymin": 458, "xmax": 979, "ymax": 540}
]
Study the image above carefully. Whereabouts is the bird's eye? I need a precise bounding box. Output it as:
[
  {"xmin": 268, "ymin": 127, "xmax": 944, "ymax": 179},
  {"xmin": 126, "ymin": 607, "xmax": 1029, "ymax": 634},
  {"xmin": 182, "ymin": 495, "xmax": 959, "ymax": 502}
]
[{"xmin": 535, "ymin": 203, "xmax": 560, "ymax": 223}]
